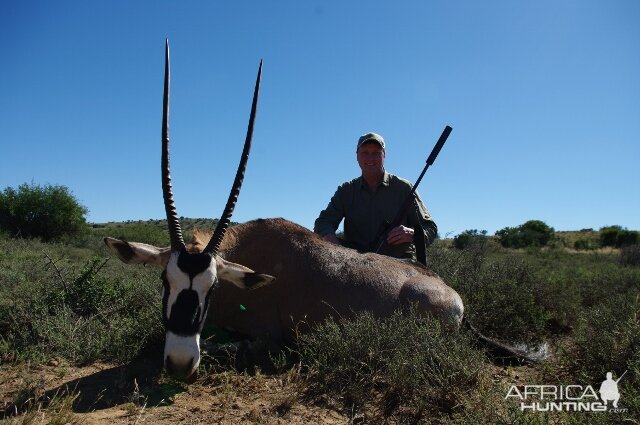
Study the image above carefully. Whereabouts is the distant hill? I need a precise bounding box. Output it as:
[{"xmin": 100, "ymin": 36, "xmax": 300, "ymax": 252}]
[
  {"xmin": 92, "ymin": 218, "xmax": 224, "ymax": 233},
  {"xmin": 90, "ymin": 218, "xmax": 229, "ymax": 246},
  {"xmin": 90, "ymin": 219, "xmax": 636, "ymax": 251},
  {"xmin": 554, "ymin": 229, "xmax": 601, "ymax": 249}
]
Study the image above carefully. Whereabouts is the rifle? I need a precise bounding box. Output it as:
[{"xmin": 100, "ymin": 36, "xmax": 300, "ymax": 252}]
[
  {"xmin": 371, "ymin": 125, "xmax": 452, "ymax": 255},
  {"xmin": 616, "ymin": 370, "xmax": 628, "ymax": 384}
]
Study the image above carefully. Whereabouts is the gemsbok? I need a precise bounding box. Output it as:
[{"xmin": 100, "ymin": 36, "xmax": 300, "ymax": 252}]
[{"xmin": 105, "ymin": 41, "xmax": 546, "ymax": 379}]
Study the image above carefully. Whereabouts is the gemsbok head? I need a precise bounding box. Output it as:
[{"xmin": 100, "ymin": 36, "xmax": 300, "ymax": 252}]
[{"xmin": 104, "ymin": 41, "xmax": 274, "ymax": 379}]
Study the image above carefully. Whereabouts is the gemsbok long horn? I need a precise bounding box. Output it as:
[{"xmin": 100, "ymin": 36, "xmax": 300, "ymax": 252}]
[
  {"xmin": 161, "ymin": 39, "xmax": 186, "ymax": 251},
  {"xmin": 204, "ymin": 60, "xmax": 263, "ymax": 255}
]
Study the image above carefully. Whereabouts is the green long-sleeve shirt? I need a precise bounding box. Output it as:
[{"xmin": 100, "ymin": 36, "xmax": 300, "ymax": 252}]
[{"xmin": 314, "ymin": 172, "xmax": 437, "ymax": 261}]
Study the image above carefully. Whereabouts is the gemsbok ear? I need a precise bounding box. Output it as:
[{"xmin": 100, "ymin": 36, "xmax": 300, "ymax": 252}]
[
  {"xmin": 104, "ymin": 237, "xmax": 171, "ymax": 267},
  {"xmin": 215, "ymin": 256, "xmax": 275, "ymax": 290}
]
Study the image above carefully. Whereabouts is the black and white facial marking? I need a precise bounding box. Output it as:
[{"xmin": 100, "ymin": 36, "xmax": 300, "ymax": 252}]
[{"xmin": 162, "ymin": 249, "xmax": 218, "ymax": 378}]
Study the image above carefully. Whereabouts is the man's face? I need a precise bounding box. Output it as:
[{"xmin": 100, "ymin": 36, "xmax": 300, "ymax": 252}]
[{"xmin": 357, "ymin": 142, "xmax": 385, "ymax": 176}]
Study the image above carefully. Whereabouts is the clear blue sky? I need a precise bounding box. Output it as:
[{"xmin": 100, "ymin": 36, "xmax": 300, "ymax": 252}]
[{"xmin": 2, "ymin": 0, "xmax": 638, "ymax": 237}]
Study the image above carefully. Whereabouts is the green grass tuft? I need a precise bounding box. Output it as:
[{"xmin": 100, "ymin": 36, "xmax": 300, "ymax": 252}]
[{"xmin": 297, "ymin": 308, "xmax": 490, "ymax": 421}]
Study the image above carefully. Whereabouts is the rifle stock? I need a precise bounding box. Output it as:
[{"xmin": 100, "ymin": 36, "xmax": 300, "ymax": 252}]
[{"xmin": 372, "ymin": 125, "xmax": 452, "ymax": 254}]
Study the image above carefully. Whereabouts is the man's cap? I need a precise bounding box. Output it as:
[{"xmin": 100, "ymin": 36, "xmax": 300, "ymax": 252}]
[{"xmin": 357, "ymin": 132, "xmax": 385, "ymax": 151}]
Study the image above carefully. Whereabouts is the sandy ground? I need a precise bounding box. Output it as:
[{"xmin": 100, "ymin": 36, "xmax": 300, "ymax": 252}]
[{"xmin": 0, "ymin": 358, "xmax": 349, "ymax": 424}]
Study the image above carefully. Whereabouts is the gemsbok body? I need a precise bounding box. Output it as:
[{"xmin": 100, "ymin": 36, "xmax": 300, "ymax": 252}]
[{"xmin": 105, "ymin": 42, "xmax": 545, "ymax": 379}]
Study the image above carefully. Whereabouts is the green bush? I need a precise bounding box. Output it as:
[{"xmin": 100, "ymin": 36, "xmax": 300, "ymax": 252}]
[
  {"xmin": 0, "ymin": 240, "xmax": 163, "ymax": 364},
  {"xmin": 0, "ymin": 183, "xmax": 88, "ymax": 242},
  {"xmin": 428, "ymin": 240, "xmax": 548, "ymax": 343},
  {"xmin": 297, "ymin": 309, "xmax": 490, "ymax": 421},
  {"xmin": 574, "ymin": 239, "xmax": 597, "ymax": 250},
  {"xmin": 600, "ymin": 225, "xmax": 639, "ymax": 248},
  {"xmin": 600, "ymin": 225, "xmax": 623, "ymax": 247},
  {"xmin": 620, "ymin": 244, "xmax": 640, "ymax": 267},
  {"xmin": 568, "ymin": 295, "xmax": 639, "ymax": 381},
  {"xmin": 453, "ymin": 229, "xmax": 488, "ymax": 250},
  {"xmin": 495, "ymin": 220, "xmax": 555, "ymax": 248},
  {"xmin": 617, "ymin": 230, "xmax": 639, "ymax": 247},
  {"xmin": 463, "ymin": 258, "xmax": 548, "ymax": 342},
  {"xmin": 559, "ymin": 295, "xmax": 640, "ymax": 418}
]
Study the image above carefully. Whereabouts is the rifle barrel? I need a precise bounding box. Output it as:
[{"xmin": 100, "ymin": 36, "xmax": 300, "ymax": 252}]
[
  {"xmin": 426, "ymin": 125, "xmax": 452, "ymax": 166},
  {"xmin": 616, "ymin": 370, "xmax": 628, "ymax": 383}
]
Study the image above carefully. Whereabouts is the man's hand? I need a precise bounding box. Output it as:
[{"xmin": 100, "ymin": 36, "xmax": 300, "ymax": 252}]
[
  {"xmin": 386, "ymin": 225, "xmax": 414, "ymax": 245},
  {"xmin": 323, "ymin": 233, "xmax": 341, "ymax": 245}
]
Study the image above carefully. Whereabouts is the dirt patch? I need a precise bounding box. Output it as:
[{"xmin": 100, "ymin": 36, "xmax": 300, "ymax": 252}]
[{"xmin": 0, "ymin": 359, "xmax": 347, "ymax": 424}]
